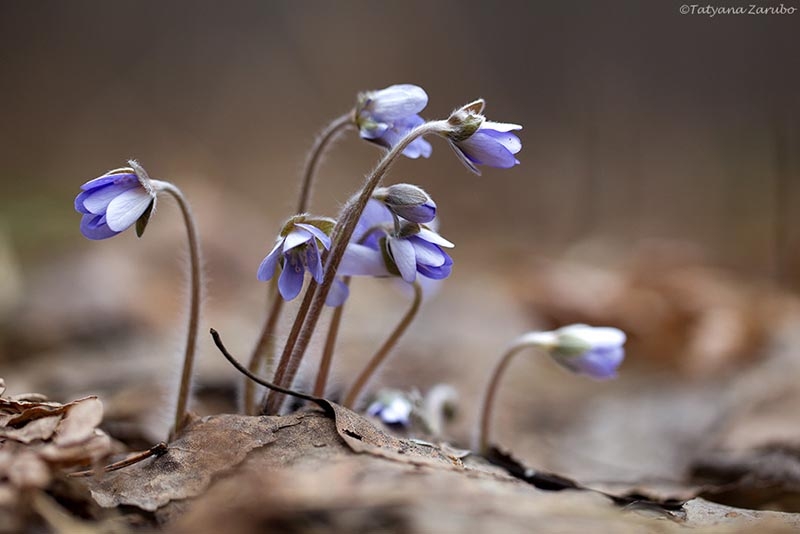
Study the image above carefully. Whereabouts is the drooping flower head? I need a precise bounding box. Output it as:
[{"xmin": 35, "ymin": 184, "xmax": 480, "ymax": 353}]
[
  {"xmin": 74, "ymin": 160, "xmax": 157, "ymax": 240},
  {"xmin": 257, "ymin": 215, "xmax": 340, "ymax": 304},
  {"xmin": 446, "ymin": 99, "xmax": 522, "ymax": 175},
  {"xmin": 521, "ymin": 324, "xmax": 626, "ymax": 379},
  {"xmin": 355, "ymin": 84, "xmax": 433, "ymax": 159},
  {"xmin": 339, "ymin": 199, "xmax": 454, "ymax": 284}
]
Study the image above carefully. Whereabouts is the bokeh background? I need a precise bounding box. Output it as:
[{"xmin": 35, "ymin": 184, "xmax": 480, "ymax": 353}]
[{"xmin": 2, "ymin": 0, "xmax": 800, "ymax": 493}]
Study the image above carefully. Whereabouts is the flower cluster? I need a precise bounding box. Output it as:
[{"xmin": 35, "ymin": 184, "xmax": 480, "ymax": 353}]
[
  {"xmin": 339, "ymin": 198, "xmax": 454, "ymax": 284},
  {"xmin": 74, "ymin": 82, "xmax": 629, "ymax": 458}
]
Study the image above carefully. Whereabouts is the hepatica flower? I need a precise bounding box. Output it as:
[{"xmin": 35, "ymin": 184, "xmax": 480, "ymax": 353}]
[
  {"xmin": 522, "ymin": 324, "xmax": 626, "ymax": 379},
  {"xmin": 366, "ymin": 389, "xmax": 414, "ymax": 427},
  {"xmin": 339, "ymin": 199, "xmax": 454, "ymax": 284},
  {"xmin": 257, "ymin": 216, "xmax": 337, "ymax": 302},
  {"xmin": 446, "ymin": 99, "xmax": 522, "ymax": 175},
  {"xmin": 74, "ymin": 163, "xmax": 157, "ymax": 240},
  {"xmin": 355, "ymin": 84, "xmax": 433, "ymax": 159}
]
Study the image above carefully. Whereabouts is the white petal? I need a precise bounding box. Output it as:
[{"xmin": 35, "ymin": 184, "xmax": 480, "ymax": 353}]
[
  {"xmin": 417, "ymin": 228, "xmax": 454, "ymax": 248},
  {"xmin": 556, "ymin": 325, "xmax": 626, "ymax": 348},
  {"xmin": 481, "ymin": 121, "xmax": 523, "ymax": 132},
  {"xmin": 283, "ymin": 228, "xmax": 312, "ymax": 252},
  {"xmin": 388, "ymin": 238, "xmax": 417, "ymax": 283},
  {"xmin": 105, "ymin": 188, "xmax": 154, "ymax": 232}
]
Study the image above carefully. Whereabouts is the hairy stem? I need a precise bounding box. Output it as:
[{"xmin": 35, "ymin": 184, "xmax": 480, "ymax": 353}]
[
  {"xmin": 247, "ymin": 113, "xmax": 352, "ymax": 414},
  {"xmin": 313, "ymin": 277, "xmax": 351, "ymax": 397},
  {"xmin": 476, "ymin": 340, "xmax": 538, "ymax": 455},
  {"xmin": 343, "ymin": 281, "xmax": 422, "ymax": 409},
  {"xmin": 297, "ymin": 112, "xmax": 354, "ymax": 213},
  {"xmin": 243, "ymin": 280, "xmax": 283, "ymax": 414},
  {"xmin": 276, "ymin": 121, "xmax": 448, "ymax": 406},
  {"xmin": 153, "ymin": 181, "xmax": 202, "ymax": 438},
  {"xmin": 262, "ymin": 280, "xmax": 317, "ymax": 414}
]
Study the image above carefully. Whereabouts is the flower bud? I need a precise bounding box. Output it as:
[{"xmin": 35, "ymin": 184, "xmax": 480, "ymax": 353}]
[
  {"xmin": 446, "ymin": 99, "xmax": 486, "ymax": 142},
  {"xmin": 374, "ymin": 183, "xmax": 436, "ymax": 223}
]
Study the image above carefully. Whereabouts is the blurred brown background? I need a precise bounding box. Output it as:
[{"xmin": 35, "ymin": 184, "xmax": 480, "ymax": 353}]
[{"xmin": 1, "ymin": 0, "xmax": 800, "ymax": 483}]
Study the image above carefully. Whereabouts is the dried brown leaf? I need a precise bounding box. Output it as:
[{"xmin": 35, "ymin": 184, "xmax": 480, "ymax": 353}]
[
  {"xmin": 6, "ymin": 450, "xmax": 51, "ymax": 489},
  {"xmin": 325, "ymin": 402, "xmax": 463, "ymax": 468},
  {"xmin": 87, "ymin": 413, "xmax": 289, "ymax": 511},
  {"xmin": 54, "ymin": 396, "xmax": 103, "ymax": 447},
  {"xmin": 39, "ymin": 430, "xmax": 112, "ymax": 466},
  {"xmin": 0, "ymin": 415, "xmax": 61, "ymax": 444}
]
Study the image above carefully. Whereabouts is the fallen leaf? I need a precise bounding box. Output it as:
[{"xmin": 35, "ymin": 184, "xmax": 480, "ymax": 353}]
[{"xmin": 54, "ymin": 396, "xmax": 103, "ymax": 447}]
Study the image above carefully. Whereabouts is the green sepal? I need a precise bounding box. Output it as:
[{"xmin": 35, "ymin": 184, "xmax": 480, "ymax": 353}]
[
  {"xmin": 551, "ymin": 334, "xmax": 591, "ymax": 358},
  {"xmin": 135, "ymin": 200, "xmax": 155, "ymax": 238},
  {"xmin": 380, "ymin": 237, "xmax": 401, "ymax": 277}
]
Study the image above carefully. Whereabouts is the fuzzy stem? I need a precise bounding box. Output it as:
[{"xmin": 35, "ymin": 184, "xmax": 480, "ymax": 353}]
[
  {"xmin": 343, "ymin": 281, "xmax": 422, "ymax": 409},
  {"xmin": 297, "ymin": 112, "xmax": 354, "ymax": 213},
  {"xmin": 276, "ymin": 120, "xmax": 449, "ymax": 407},
  {"xmin": 243, "ymin": 280, "xmax": 283, "ymax": 414},
  {"xmin": 313, "ymin": 276, "xmax": 351, "ymax": 397},
  {"xmin": 152, "ymin": 181, "xmax": 202, "ymax": 438},
  {"xmin": 476, "ymin": 340, "xmax": 541, "ymax": 455},
  {"xmin": 247, "ymin": 113, "xmax": 352, "ymax": 414},
  {"xmin": 262, "ymin": 280, "xmax": 317, "ymax": 414}
]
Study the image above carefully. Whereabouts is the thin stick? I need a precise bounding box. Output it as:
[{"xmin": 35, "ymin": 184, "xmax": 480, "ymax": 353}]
[
  {"xmin": 313, "ymin": 276, "xmax": 352, "ymax": 396},
  {"xmin": 211, "ymin": 328, "xmax": 326, "ymax": 409},
  {"xmin": 276, "ymin": 121, "xmax": 448, "ymax": 411},
  {"xmin": 154, "ymin": 182, "xmax": 202, "ymax": 438},
  {"xmin": 68, "ymin": 442, "xmax": 168, "ymax": 477},
  {"xmin": 343, "ymin": 281, "xmax": 422, "ymax": 409}
]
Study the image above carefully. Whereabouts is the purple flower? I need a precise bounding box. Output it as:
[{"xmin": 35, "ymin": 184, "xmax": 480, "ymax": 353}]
[
  {"xmin": 338, "ymin": 200, "xmax": 454, "ymax": 284},
  {"xmin": 523, "ymin": 324, "xmax": 626, "ymax": 380},
  {"xmin": 447, "ymin": 99, "xmax": 522, "ymax": 175},
  {"xmin": 366, "ymin": 390, "xmax": 414, "ymax": 427},
  {"xmin": 257, "ymin": 217, "xmax": 337, "ymax": 303},
  {"xmin": 356, "ymin": 84, "xmax": 433, "ymax": 159},
  {"xmin": 74, "ymin": 164, "xmax": 156, "ymax": 240}
]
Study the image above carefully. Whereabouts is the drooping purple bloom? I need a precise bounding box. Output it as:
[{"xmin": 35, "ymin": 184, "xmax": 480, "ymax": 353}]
[
  {"xmin": 355, "ymin": 84, "xmax": 433, "ymax": 159},
  {"xmin": 257, "ymin": 219, "xmax": 338, "ymax": 303},
  {"xmin": 446, "ymin": 99, "xmax": 522, "ymax": 175},
  {"xmin": 523, "ymin": 324, "xmax": 626, "ymax": 380},
  {"xmin": 338, "ymin": 199, "xmax": 454, "ymax": 284},
  {"xmin": 74, "ymin": 165, "xmax": 156, "ymax": 240}
]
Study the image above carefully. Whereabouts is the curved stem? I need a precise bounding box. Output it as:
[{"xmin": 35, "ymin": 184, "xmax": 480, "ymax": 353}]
[
  {"xmin": 476, "ymin": 340, "xmax": 541, "ymax": 455},
  {"xmin": 246, "ymin": 113, "xmax": 352, "ymax": 414},
  {"xmin": 313, "ymin": 276, "xmax": 351, "ymax": 397},
  {"xmin": 296, "ymin": 112, "xmax": 354, "ymax": 213},
  {"xmin": 262, "ymin": 280, "xmax": 317, "ymax": 414},
  {"xmin": 243, "ymin": 282, "xmax": 283, "ymax": 414},
  {"xmin": 152, "ymin": 181, "xmax": 202, "ymax": 438},
  {"xmin": 343, "ymin": 281, "xmax": 422, "ymax": 409},
  {"xmin": 278, "ymin": 120, "xmax": 449, "ymax": 403}
]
